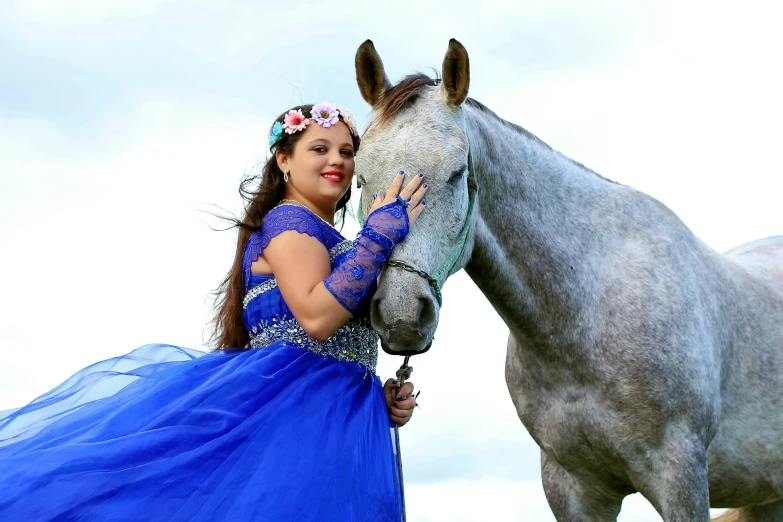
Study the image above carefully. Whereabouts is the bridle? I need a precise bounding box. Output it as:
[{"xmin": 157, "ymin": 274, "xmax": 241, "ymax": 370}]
[
  {"xmin": 359, "ymin": 129, "xmax": 478, "ymax": 307},
  {"xmin": 384, "ymin": 146, "xmax": 477, "ymax": 307}
]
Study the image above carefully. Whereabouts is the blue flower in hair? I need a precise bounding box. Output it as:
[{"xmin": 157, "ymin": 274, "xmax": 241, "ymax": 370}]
[{"xmin": 269, "ymin": 121, "xmax": 284, "ymax": 146}]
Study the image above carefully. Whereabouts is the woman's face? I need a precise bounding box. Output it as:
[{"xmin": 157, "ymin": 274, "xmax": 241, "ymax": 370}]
[{"xmin": 278, "ymin": 121, "xmax": 355, "ymax": 209}]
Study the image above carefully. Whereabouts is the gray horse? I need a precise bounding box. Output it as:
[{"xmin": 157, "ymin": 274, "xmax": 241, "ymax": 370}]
[{"xmin": 354, "ymin": 39, "xmax": 783, "ymax": 521}]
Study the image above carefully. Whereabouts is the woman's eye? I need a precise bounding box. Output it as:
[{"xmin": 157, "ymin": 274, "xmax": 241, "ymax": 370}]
[
  {"xmin": 313, "ymin": 147, "xmax": 327, "ymax": 153},
  {"xmin": 341, "ymin": 150, "xmax": 353, "ymax": 157}
]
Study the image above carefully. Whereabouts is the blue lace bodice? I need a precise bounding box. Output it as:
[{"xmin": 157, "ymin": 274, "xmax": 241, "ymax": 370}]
[{"xmin": 241, "ymin": 205, "xmax": 378, "ymax": 372}]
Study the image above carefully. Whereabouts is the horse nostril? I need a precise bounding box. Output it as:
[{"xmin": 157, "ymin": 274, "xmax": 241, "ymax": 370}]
[{"xmin": 416, "ymin": 296, "xmax": 436, "ymax": 334}]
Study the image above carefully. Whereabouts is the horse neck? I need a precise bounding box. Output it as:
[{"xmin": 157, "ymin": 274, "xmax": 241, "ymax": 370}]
[{"xmin": 462, "ymin": 103, "xmax": 670, "ymax": 342}]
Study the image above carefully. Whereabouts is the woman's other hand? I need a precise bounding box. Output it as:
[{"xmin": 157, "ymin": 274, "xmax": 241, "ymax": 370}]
[{"xmin": 383, "ymin": 378, "xmax": 417, "ymax": 427}]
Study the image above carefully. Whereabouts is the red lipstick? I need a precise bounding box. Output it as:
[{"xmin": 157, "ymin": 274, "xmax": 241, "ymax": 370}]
[{"xmin": 321, "ymin": 170, "xmax": 344, "ymax": 183}]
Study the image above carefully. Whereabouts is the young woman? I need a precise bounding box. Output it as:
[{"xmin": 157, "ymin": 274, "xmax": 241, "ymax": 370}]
[{"xmin": 0, "ymin": 102, "xmax": 427, "ymax": 520}]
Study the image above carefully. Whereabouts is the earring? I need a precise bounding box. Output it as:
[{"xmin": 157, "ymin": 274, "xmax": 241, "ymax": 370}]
[{"xmin": 283, "ymin": 169, "xmax": 289, "ymax": 182}]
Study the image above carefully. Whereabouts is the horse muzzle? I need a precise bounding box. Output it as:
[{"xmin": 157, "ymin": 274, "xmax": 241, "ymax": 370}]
[{"xmin": 371, "ymin": 280, "xmax": 439, "ymax": 354}]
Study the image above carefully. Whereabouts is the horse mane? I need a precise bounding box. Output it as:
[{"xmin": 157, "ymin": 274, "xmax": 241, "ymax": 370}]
[
  {"xmin": 371, "ymin": 72, "xmax": 547, "ymax": 146},
  {"xmin": 370, "ymin": 72, "xmax": 605, "ymax": 180},
  {"xmin": 464, "ymin": 97, "xmax": 605, "ymax": 179},
  {"xmin": 371, "ymin": 73, "xmax": 441, "ymax": 130}
]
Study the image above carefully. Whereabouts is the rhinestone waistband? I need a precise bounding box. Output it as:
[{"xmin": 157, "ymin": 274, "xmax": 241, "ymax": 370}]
[
  {"xmin": 243, "ymin": 279, "xmax": 278, "ymax": 309},
  {"xmin": 249, "ymin": 315, "xmax": 379, "ymax": 373}
]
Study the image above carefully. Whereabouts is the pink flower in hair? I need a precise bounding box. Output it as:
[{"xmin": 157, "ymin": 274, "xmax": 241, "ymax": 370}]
[{"xmin": 283, "ymin": 109, "xmax": 309, "ymax": 134}]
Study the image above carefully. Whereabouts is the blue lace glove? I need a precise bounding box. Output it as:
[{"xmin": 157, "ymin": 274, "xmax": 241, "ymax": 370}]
[{"xmin": 324, "ymin": 201, "xmax": 410, "ymax": 313}]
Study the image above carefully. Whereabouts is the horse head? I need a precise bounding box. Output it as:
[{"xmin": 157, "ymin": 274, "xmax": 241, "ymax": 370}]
[{"xmin": 355, "ymin": 39, "xmax": 476, "ymax": 355}]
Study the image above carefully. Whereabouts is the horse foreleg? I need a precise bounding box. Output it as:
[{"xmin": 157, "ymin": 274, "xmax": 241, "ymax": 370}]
[
  {"xmin": 541, "ymin": 450, "xmax": 623, "ymax": 522},
  {"xmin": 633, "ymin": 428, "xmax": 711, "ymax": 522}
]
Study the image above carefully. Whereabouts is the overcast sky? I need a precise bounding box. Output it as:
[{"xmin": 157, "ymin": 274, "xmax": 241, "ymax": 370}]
[{"xmin": 1, "ymin": 0, "xmax": 781, "ymax": 520}]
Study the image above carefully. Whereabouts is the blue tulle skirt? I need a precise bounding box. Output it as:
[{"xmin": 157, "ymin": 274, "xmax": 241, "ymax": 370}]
[{"xmin": 0, "ymin": 343, "xmax": 402, "ymax": 521}]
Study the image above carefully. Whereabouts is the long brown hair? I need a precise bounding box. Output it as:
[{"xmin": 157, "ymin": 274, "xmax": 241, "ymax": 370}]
[{"xmin": 209, "ymin": 104, "xmax": 361, "ymax": 350}]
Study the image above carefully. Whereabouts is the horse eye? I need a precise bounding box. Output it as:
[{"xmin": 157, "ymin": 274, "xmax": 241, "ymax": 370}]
[
  {"xmin": 448, "ymin": 165, "xmax": 467, "ymax": 184},
  {"xmin": 356, "ymin": 174, "xmax": 367, "ymax": 188}
]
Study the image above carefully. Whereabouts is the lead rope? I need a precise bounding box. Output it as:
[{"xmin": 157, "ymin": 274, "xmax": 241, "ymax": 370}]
[
  {"xmin": 394, "ymin": 356, "xmax": 413, "ymax": 522},
  {"xmin": 361, "ymin": 117, "xmax": 474, "ymax": 520}
]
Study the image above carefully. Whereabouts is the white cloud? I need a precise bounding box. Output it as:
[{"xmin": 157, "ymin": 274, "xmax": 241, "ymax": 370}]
[
  {"xmin": 0, "ymin": 99, "xmax": 263, "ymax": 405},
  {"xmin": 12, "ymin": 0, "xmax": 188, "ymax": 25}
]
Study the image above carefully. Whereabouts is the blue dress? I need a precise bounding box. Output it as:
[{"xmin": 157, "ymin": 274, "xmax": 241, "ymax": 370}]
[{"xmin": 0, "ymin": 205, "xmax": 403, "ymax": 521}]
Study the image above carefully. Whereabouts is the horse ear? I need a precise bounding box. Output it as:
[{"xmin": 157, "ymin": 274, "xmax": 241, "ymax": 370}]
[
  {"xmin": 441, "ymin": 38, "xmax": 470, "ymax": 106},
  {"xmin": 355, "ymin": 40, "xmax": 392, "ymax": 106}
]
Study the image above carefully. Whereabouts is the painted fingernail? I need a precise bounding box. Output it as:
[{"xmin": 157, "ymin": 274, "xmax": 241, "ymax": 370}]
[
  {"xmin": 422, "ymin": 183, "xmax": 428, "ymax": 188},
  {"xmin": 396, "ymin": 395, "xmax": 402, "ymax": 401},
  {"xmin": 418, "ymin": 172, "xmax": 423, "ymax": 177},
  {"xmin": 422, "ymin": 200, "xmax": 426, "ymax": 205},
  {"xmin": 373, "ymin": 193, "xmax": 378, "ymax": 199},
  {"xmin": 392, "ymin": 379, "xmax": 399, "ymax": 384},
  {"xmin": 399, "ymin": 170, "xmax": 404, "ymax": 175}
]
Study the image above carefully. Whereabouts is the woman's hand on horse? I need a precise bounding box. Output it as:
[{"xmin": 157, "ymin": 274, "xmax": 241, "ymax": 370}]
[
  {"xmin": 369, "ymin": 171, "xmax": 428, "ymax": 225},
  {"xmin": 383, "ymin": 378, "xmax": 417, "ymax": 427}
]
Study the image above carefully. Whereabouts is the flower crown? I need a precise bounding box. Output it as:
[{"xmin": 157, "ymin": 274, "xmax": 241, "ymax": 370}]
[{"xmin": 269, "ymin": 101, "xmax": 360, "ymax": 148}]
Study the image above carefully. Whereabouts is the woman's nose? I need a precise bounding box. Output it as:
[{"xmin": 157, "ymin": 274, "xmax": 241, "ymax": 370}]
[{"xmin": 329, "ymin": 150, "xmax": 344, "ymax": 166}]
